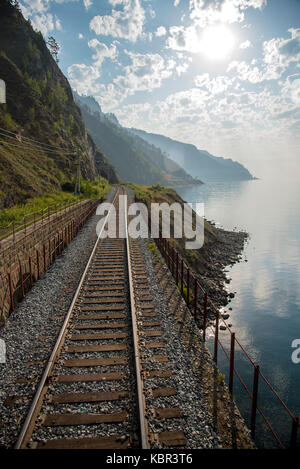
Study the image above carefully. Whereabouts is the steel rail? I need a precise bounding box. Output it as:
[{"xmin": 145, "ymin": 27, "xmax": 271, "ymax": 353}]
[
  {"xmin": 123, "ymin": 189, "xmax": 149, "ymax": 449},
  {"xmin": 15, "ymin": 187, "xmax": 119, "ymax": 449}
]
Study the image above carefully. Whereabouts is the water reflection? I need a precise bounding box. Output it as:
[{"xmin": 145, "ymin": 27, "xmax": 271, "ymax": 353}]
[{"xmin": 177, "ymin": 179, "xmax": 300, "ymax": 447}]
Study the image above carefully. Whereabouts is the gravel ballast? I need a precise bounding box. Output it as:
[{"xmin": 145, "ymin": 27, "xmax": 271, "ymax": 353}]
[{"xmin": 0, "ymin": 186, "xmax": 252, "ymax": 449}]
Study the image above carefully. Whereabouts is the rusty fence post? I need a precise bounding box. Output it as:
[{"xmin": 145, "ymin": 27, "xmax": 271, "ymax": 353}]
[
  {"xmin": 176, "ymin": 252, "xmax": 179, "ymax": 285},
  {"xmin": 13, "ymin": 222, "xmax": 15, "ymax": 243},
  {"xmin": 171, "ymin": 247, "xmax": 174, "ymax": 276},
  {"xmin": 203, "ymin": 292, "xmax": 207, "ymax": 341},
  {"xmin": 36, "ymin": 250, "xmax": 40, "ymax": 279},
  {"xmin": 229, "ymin": 332, "xmax": 235, "ymax": 394},
  {"xmin": 49, "ymin": 239, "xmax": 51, "ymax": 265},
  {"xmin": 214, "ymin": 311, "xmax": 219, "ymax": 363},
  {"xmin": 194, "ymin": 278, "xmax": 197, "ymax": 319},
  {"xmin": 19, "ymin": 262, "xmax": 24, "ymax": 300},
  {"xmin": 8, "ymin": 273, "xmax": 14, "ymax": 312},
  {"xmin": 43, "ymin": 244, "xmax": 46, "ymax": 273},
  {"xmin": 181, "ymin": 259, "xmax": 184, "ymax": 295},
  {"xmin": 290, "ymin": 417, "xmax": 299, "ymax": 449},
  {"xmin": 250, "ymin": 365, "xmax": 260, "ymax": 440},
  {"xmin": 29, "ymin": 256, "xmax": 32, "ymax": 289},
  {"xmin": 187, "ymin": 268, "xmax": 190, "ymax": 305}
]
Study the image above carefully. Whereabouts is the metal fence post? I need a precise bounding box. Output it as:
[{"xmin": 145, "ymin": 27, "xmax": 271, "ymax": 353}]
[
  {"xmin": 214, "ymin": 311, "xmax": 219, "ymax": 363},
  {"xmin": 43, "ymin": 244, "xmax": 46, "ymax": 272},
  {"xmin": 194, "ymin": 278, "xmax": 198, "ymax": 319},
  {"xmin": 36, "ymin": 250, "xmax": 40, "ymax": 279},
  {"xmin": 203, "ymin": 292, "xmax": 207, "ymax": 341},
  {"xmin": 229, "ymin": 332, "xmax": 235, "ymax": 394},
  {"xmin": 250, "ymin": 365, "xmax": 260, "ymax": 439},
  {"xmin": 8, "ymin": 273, "xmax": 14, "ymax": 312},
  {"xmin": 19, "ymin": 262, "xmax": 24, "ymax": 300},
  {"xmin": 187, "ymin": 268, "xmax": 190, "ymax": 304},
  {"xmin": 181, "ymin": 259, "xmax": 184, "ymax": 295},
  {"xmin": 29, "ymin": 256, "xmax": 32, "ymax": 289}
]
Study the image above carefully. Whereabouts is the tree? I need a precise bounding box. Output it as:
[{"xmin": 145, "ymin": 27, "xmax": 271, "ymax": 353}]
[{"xmin": 47, "ymin": 36, "xmax": 60, "ymax": 63}]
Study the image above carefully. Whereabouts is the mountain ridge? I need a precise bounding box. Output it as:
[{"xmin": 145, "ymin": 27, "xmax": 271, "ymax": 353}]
[
  {"xmin": 0, "ymin": 0, "xmax": 119, "ymax": 208},
  {"xmin": 129, "ymin": 128, "xmax": 255, "ymax": 182},
  {"xmin": 74, "ymin": 91, "xmax": 203, "ymax": 187}
]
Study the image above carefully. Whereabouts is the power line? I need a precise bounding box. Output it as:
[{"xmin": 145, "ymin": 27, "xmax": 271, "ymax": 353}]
[
  {"xmin": 0, "ymin": 138, "xmax": 76, "ymax": 157},
  {"xmin": 0, "ymin": 126, "xmax": 77, "ymax": 154}
]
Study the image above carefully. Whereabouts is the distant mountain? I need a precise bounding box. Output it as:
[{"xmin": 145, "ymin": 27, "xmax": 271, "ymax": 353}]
[
  {"xmin": 74, "ymin": 92, "xmax": 202, "ymax": 187},
  {"xmin": 130, "ymin": 128, "xmax": 255, "ymax": 182},
  {"xmin": 0, "ymin": 0, "xmax": 119, "ymax": 208}
]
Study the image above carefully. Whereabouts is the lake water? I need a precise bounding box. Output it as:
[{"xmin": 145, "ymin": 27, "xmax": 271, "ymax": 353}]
[{"xmin": 176, "ymin": 179, "xmax": 300, "ymax": 448}]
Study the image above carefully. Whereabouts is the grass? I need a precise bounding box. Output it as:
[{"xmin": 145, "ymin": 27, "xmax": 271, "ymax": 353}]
[
  {"xmin": 147, "ymin": 241, "xmax": 162, "ymax": 265},
  {"xmin": 0, "ymin": 177, "xmax": 110, "ymax": 237},
  {"xmin": 178, "ymin": 281, "xmax": 193, "ymax": 304}
]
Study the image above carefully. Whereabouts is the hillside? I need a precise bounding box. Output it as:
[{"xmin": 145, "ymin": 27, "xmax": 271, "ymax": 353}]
[
  {"xmin": 0, "ymin": 0, "xmax": 119, "ymax": 208},
  {"xmin": 130, "ymin": 128, "xmax": 255, "ymax": 182},
  {"xmin": 74, "ymin": 92, "xmax": 202, "ymax": 187}
]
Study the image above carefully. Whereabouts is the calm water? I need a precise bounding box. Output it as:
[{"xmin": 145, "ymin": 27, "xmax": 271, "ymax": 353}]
[{"xmin": 176, "ymin": 180, "xmax": 300, "ymax": 448}]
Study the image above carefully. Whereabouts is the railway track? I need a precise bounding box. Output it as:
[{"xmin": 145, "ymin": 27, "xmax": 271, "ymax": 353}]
[{"xmin": 15, "ymin": 187, "xmax": 187, "ymax": 450}]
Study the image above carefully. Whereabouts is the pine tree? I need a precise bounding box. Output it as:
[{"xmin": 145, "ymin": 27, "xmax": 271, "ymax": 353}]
[{"xmin": 46, "ymin": 36, "xmax": 60, "ymax": 63}]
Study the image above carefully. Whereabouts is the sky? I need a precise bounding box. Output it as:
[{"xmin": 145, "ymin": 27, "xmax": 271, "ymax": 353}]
[{"xmin": 19, "ymin": 0, "xmax": 300, "ymax": 180}]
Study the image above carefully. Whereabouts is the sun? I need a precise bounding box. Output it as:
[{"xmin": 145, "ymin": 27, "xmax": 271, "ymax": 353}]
[{"xmin": 199, "ymin": 25, "xmax": 235, "ymax": 60}]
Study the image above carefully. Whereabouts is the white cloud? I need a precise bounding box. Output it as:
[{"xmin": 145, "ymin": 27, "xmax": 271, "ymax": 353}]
[
  {"xmin": 83, "ymin": 0, "xmax": 92, "ymax": 9},
  {"xmin": 189, "ymin": 0, "xmax": 267, "ymax": 26},
  {"xmin": 94, "ymin": 52, "xmax": 178, "ymax": 111},
  {"xmin": 240, "ymin": 39, "xmax": 252, "ymax": 49},
  {"xmin": 155, "ymin": 26, "xmax": 167, "ymax": 37},
  {"xmin": 174, "ymin": 0, "xmax": 181, "ymax": 6},
  {"xmin": 67, "ymin": 63, "xmax": 101, "ymax": 95},
  {"xmin": 228, "ymin": 29, "xmax": 300, "ymax": 84},
  {"xmin": 89, "ymin": 0, "xmax": 145, "ymax": 42},
  {"xmin": 166, "ymin": 25, "xmax": 201, "ymax": 53},
  {"xmin": 31, "ymin": 13, "xmax": 55, "ymax": 36},
  {"xmin": 88, "ymin": 39, "xmax": 119, "ymax": 67},
  {"xmin": 19, "ymin": 0, "xmax": 65, "ymax": 36},
  {"xmin": 195, "ymin": 73, "xmax": 234, "ymax": 94},
  {"xmin": 78, "ymin": 33, "xmax": 84, "ymax": 39},
  {"xmin": 264, "ymin": 28, "xmax": 300, "ymax": 68}
]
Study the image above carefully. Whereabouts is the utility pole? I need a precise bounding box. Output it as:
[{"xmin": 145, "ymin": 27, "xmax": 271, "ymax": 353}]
[{"xmin": 74, "ymin": 151, "xmax": 81, "ymax": 196}]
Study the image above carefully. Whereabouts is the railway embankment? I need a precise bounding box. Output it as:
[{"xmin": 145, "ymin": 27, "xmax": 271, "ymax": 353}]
[{"xmin": 0, "ymin": 186, "xmax": 252, "ymax": 449}]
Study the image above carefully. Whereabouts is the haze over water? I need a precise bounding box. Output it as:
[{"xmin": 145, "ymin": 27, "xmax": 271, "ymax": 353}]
[{"xmin": 177, "ymin": 178, "xmax": 300, "ymax": 448}]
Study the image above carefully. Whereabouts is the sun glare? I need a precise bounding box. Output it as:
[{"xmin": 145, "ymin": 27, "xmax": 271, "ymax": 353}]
[{"xmin": 199, "ymin": 25, "xmax": 235, "ymax": 60}]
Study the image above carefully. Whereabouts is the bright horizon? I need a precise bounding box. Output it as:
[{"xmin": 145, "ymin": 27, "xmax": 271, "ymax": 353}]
[{"xmin": 19, "ymin": 0, "xmax": 300, "ymax": 181}]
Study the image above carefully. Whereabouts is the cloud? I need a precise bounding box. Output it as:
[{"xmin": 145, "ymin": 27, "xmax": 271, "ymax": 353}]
[
  {"xmin": 88, "ymin": 39, "xmax": 119, "ymax": 66},
  {"xmin": 78, "ymin": 33, "xmax": 84, "ymax": 39},
  {"xmin": 67, "ymin": 63, "xmax": 101, "ymax": 95},
  {"xmin": 155, "ymin": 26, "xmax": 167, "ymax": 37},
  {"xmin": 189, "ymin": 0, "xmax": 267, "ymax": 27},
  {"xmin": 89, "ymin": 0, "xmax": 145, "ymax": 42},
  {"xmin": 31, "ymin": 13, "xmax": 55, "ymax": 36},
  {"xmin": 228, "ymin": 29, "xmax": 300, "ymax": 84},
  {"xmin": 19, "ymin": 0, "xmax": 64, "ymax": 36},
  {"xmin": 264, "ymin": 28, "xmax": 300, "ymax": 67},
  {"xmin": 166, "ymin": 24, "xmax": 201, "ymax": 53},
  {"xmin": 240, "ymin": 39, "xmax": 252, "ymax": 49},
  {"xmin": 194, "ymin": 73, "xmax": 234, "ymax": 93},
  {"xmin": 83, "ymin": 0, "xmax": 92, "ymax": 9},
  {"xmin": 94, "ymin": 51, "xmax": 178, "ymax": 111}
]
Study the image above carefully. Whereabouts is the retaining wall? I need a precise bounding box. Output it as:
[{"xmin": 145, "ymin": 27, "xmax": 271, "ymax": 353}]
[{"xmin": 0, "ymin": 199, "xmax": 99, "ymax": 322}]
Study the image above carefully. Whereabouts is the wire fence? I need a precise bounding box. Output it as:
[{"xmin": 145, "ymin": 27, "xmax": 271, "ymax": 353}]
[
  {"xmin": 0, "ymin": 198, "xmax": 85, "ymax": 245},
  {"xmin": 1, "ymin": 199, "xmax": 99, "ymax": 322}
]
